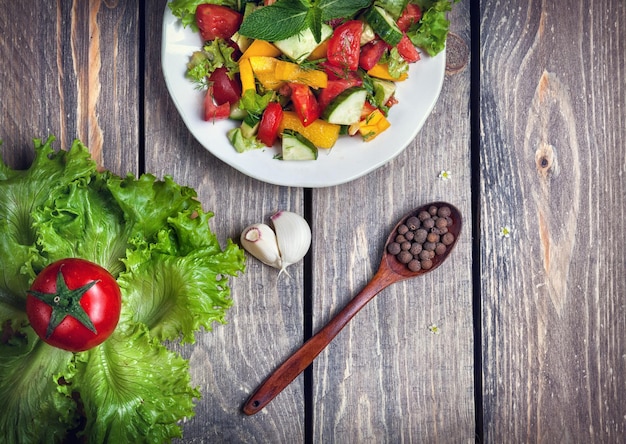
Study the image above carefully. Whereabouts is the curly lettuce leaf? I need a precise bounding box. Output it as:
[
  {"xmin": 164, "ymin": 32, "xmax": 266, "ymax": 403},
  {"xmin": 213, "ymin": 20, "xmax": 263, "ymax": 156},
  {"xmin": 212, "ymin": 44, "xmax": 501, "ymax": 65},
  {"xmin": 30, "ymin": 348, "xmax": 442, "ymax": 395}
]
[
  {"xmin": 0, "ymin": 328, "xmax": 75, "ymax": 444},
  {"xmin": 407, "ymin": 0, "xmax": 457, "ymax": 56},
  {"xmin": 31, "ymin": 173, "xmax": 131, "ymax": 277},
  {"xmin": 0, "ymin": 136, "xmax": 246, "ymax": 442},
  {"xmin": 0, "ymin": 137, "xmax": 96, "ymax": 324},
  {"xmin": 106, "ymin": 172, "xmax": 202, "ymax": 244},
  {"xmin": 118, "ymin": 210, "xmax": 245, "ymax": 343},
  {"xmin": 63, "ymin": 324, "xmax": 200, "ymax": 443}
]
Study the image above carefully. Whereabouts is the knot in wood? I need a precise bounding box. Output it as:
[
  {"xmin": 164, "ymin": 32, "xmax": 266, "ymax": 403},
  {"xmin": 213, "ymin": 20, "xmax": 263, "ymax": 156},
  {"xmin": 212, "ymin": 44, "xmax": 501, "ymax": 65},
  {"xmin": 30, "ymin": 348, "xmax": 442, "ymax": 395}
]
[
  {"xmin": 535, "ymin": 143, "xmax": 556, "ymax": 177},
  {"xmin": 445, "ymin": 33, "xmax": 469, "ymax": 74}
]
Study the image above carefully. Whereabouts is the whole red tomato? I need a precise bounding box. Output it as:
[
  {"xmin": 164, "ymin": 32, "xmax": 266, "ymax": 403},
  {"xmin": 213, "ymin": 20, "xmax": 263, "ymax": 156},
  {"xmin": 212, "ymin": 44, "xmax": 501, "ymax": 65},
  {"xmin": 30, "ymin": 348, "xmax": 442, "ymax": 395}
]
[{"xmin": 26, "ymin": 258, "xmax": 122, "ymax": 352}]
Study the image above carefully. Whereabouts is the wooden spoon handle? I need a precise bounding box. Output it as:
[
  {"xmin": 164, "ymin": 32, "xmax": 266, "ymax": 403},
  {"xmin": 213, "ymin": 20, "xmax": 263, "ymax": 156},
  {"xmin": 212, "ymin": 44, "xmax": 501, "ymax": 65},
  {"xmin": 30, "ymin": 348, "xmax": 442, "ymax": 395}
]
[{"xmin": 242, "ymin": 266, "xmax": 398, "ymax": 415}]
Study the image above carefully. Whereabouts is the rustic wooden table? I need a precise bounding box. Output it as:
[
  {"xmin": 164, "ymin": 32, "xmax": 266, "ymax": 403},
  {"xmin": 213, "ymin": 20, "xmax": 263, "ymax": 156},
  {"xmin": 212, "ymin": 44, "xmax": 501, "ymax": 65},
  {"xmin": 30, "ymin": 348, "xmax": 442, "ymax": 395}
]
[{"xmin": 1, "ymin": 1, "xmax": 624, "ymax": 442}]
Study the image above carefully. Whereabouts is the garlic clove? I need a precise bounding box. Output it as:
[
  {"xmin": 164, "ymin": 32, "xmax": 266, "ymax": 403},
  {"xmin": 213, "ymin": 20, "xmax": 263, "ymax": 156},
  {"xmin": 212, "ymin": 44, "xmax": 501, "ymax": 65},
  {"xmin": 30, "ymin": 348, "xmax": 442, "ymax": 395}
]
[
  {"xmin": 271, "ymin": 210, "xmax": 312, "ymax": 276},
  {"xmin": 240, "ymin": 223, "xmax": 282, "ymax": 269}
]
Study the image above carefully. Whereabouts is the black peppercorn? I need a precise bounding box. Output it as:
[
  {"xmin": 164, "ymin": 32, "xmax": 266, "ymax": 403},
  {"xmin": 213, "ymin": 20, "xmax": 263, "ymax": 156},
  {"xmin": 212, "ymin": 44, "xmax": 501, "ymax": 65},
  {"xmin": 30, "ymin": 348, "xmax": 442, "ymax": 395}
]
[
  {"xmin": 387, "ymin": 242, "xmax": 401, "ymax": 255},
  {"xmin": 406, "ymin": 216, "xmax": 420, "ymax": 230}
]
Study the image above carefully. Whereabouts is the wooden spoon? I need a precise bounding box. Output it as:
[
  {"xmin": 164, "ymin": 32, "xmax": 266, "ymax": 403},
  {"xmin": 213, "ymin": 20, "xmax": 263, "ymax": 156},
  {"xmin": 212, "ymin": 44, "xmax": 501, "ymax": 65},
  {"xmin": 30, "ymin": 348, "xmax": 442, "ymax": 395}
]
[{"xmin": 242, "ymin": 202, "xmax": 462, "ymax": 415}]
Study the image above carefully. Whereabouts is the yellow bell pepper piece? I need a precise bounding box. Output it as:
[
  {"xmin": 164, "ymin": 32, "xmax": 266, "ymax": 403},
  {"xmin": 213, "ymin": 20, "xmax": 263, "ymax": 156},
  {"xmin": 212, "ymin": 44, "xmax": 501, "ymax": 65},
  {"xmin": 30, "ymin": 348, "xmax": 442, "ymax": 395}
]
[
  {"xmin": 248, "ymin": 56, "xmax": 278, "ymax": 74},
  {"xmin": 274, "ymin": 60, "xmax": 327, "ymax": 89},
  {"xmin": 358, "ymin": 109, "xmax": 391, "ymax": 141},
  {"xmin": 308, "ymin": 40, "xmax": 329, "ymax": 61},
  {"xmin": 254, "ymin": 72, "xmax": 285, "ymax": 90},
  {"xmin": 239, "ymin": 58, "xmax": 256, "ymax": 94},
  {"xmin": 278, "ymin": 111, "xmax": 340, "ymax": 149},
  {"xmin": 241, "ymin": 39, "xmax": 281, "ymax": 59},
  {"xmin": 367, "ymin": 64, "xmax": 408, "ymax": 81}
]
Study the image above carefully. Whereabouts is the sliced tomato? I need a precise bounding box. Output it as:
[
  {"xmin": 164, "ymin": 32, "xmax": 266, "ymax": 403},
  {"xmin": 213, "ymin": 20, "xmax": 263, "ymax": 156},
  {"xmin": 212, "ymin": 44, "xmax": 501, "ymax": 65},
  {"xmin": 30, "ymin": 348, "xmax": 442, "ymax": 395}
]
[
  {"xmin": 327, "ymin": 20, "xmax": 362, "ymax": 71},
  {"xmin": 386, "ymin": 95, "xmax": 399, "ymax": 108},
  {"xmin": 257, "ymin": 102, "xmax": 283, "ymax": 146},
  {"xmin": 397, "ymin": 33, "xmax": 420, "ymax": 63},
  {"xmin": 209, "ymin": 67, "xmax": 241, "ymax": 105},
  {"xmin": 317, "ymin": 77, "xmax": 363, "ymax": 111},
  {"xmin": 397, "ymin": 3, "xmax": 422, "ymax": 32},
  {"xmin": 359, "ymin": 39, "xmax": 389, "ymax": 71},
  {"xmin": 360, "ymin": 101, "xmax": 378, "ymax": 119},
  {"xmin": 320, "ymin": 61, "xmax": 348, "ymax": 81},
  {"xmin": 289, "ymin": 83, "xmax": 320, "ymax": 127},
  {"xmin": 204, "ymin": 86, "xmax": 231, "ymax": 121},
  {"xmin": 196, "ymin": 4, "xmax": 242, "ymax": 41}
]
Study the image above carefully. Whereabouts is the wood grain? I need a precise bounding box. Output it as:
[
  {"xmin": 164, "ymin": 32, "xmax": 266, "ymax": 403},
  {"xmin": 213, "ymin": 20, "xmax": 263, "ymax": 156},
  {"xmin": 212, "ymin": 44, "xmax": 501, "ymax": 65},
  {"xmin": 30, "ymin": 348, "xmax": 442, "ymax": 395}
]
[
  {"xmin": 480, "ymin": 0, "xmax": 626, "ymax": 441},
  {"xmin": 0, "ymin": 0, "xmax": 139, "ymax": 175},
  {"xmin": 310, "ymin": 2, "xmax": 475, "ymax": 442},
  {"xmin": 145, "ymin": 2, "xmax": 306, "ymax": 441}
]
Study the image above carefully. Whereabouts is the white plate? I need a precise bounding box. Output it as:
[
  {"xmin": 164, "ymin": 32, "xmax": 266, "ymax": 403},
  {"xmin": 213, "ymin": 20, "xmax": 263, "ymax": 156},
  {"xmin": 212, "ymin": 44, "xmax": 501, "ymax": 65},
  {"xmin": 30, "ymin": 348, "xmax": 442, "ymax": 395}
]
[{"xmin": 161, "ymin": 7, "xmax": 445, "ymax": 188}]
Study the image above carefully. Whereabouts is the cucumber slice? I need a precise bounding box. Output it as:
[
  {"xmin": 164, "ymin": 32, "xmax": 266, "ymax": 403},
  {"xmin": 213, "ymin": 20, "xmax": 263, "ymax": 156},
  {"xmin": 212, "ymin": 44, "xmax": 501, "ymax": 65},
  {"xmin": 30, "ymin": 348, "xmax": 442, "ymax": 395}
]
[
  {"xmin": 322, "ymin": 87, "xmax": 368, "ymax": 125},
  {"xmin": 364, "ymin": 5, "xmax": 403, "ymax": 47},
  {"xmin": 273, "ymin": 24, "xmax": 333, "ymax": 63},
  {"xmin": 228, "ymin": 128, "xmax": 264, "ymax": 153},
  {"xmin": 371, "ymin": 78, "xmax": 396, "ymax": 107},
  {"xmin": 374, "ymin": 0, "xmax": 409, "ymax": 20},
  {"xmin": 282, "ymin": 131, "xmax": 318, "ymax": 160}
]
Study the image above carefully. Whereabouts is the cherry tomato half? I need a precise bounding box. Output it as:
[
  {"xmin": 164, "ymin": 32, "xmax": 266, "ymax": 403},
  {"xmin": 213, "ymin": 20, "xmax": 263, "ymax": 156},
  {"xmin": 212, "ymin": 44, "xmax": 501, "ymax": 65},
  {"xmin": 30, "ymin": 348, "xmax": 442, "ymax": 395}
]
[
  {"xmin": 359, "ymin": 39, "xmax": 390, "ymax": 71},
  {"xmin": 209, "ymin": 67, "xmax": 242, "ymax": 106},
  {"xmin": 327, "ymin": 20, "xmax": 363, "ymax": 71},
  {"xmin": 289, "ymin": 83, "xmax": 320, "ymax": 127},
  {"xmin": 317, "ymin": 77, "xmax": 363, "ymax": 112},
  {"xmin": 397, "ymin": 33, "xmax": 420, "ymax": 63},
  {"xmin": 26, "ymin": 258, "xmax": 122, "ymax": 352},
  {"xmin": 196, "ymin": 4, "xmax": 242, "ymax": 42},
  {"xmin": 397, "ymin": 4, "xmax": 422, "ymax": 32},
  {"xmin": 204, "ymin": 86, "xmax": 231, "ymax": 121},
  {"xmin": 257, "ymin": 102, "xmax": 284, "ymax": 146}
]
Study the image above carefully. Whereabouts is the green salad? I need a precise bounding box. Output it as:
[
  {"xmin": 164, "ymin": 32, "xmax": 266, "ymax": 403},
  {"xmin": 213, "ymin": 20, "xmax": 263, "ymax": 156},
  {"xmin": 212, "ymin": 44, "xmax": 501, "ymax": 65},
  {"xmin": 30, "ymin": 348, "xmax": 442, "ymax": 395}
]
[{"xmin": 0, "ymin": 136, "xmax": 245, "ymax": 443}]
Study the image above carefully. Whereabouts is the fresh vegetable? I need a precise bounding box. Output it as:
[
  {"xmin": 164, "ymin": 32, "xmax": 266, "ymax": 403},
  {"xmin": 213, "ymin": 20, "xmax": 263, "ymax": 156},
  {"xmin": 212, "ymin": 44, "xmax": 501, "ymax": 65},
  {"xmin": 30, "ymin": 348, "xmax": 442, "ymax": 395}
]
[
  {"xmin": 0, "ymin": 136, "xmax": 245, "ymax": 443},
  {"xmin": 196, "ymin": 4, "xmax": 243, "ymax": 41},
  {"xmin": 240, "ymin": 210, "xmax": 311, "ymax": 277},
  {"xmin": 406, "ymin": 0, "xmax": 458, "ymax": 56},
  {"xmin": 326, "ymin": 20, "xmax": 363, "ymax": 71},
  {"xmin": 358, "ymin": 108, "xmax": 391, "ymax": 141},
  {"xmin": 273, "ymin": 24, "xmax": 333, "ymax": 62},
  {"xmin": 209, "ymin": 66, "xmax": 242, "ymax": 105},
  {"xmin": 322, "ymin": 87, "xmax": 368, "ymax": 125},
  {"xmin": 359, "ymin": 39, "xmax": 390, "ymax": 71},
  {"xmin": 26, "ymin": 258, "xmax": 122, "ymax": 352},
  {"xmin": 288, "ymin": 82, "xmax": 320, "ymax": 127},
  {"xmin": 257, "ymin": 101, "xmax": 284, "ymax": 146},
  {"xmin": 278, "ymin": 111, "xmax": 340, "ymax": 149},
  {"xmin": 204, "ymin": 85, "xmax": 232, "ymax": 121},
  {"xmin": 169, "ymin": 0, "xmax": 457, "ymax": 155},
  {"xmin": 237, "ymin": 0, "xmax": 371, "ymax": 43},
  {"xmin": 364, "ymin": 5, "xmax": 404, "ymax": 46},
  {"xmin": 397, "ymin": 3, "xmax": 422, "ymax": 31},
  {"xmin": 281, "ymin": 130, "xmax": 319, "ymax": 160}
]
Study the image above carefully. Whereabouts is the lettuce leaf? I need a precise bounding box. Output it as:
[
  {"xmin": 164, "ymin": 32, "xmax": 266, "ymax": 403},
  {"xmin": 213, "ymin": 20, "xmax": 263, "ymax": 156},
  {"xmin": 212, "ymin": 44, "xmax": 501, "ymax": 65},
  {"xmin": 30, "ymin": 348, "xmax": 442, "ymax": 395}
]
[
  {"xmin": 407, "ymin": 0, "xmax": 458, "ymax": 57},
  {"xmin": 0, "ymin": 328, "xmax": 75, "ymax": 444},
  {"xmin": 0, "ymin": 137, "xmax": 96, "ymax": 325},
  {"xmin": 0, "ymin": 136, "xmax": 246, "ymax": 443},
  {"xmin": 62, "ymin": 324, "xmax": 200, "ymax": 443}
]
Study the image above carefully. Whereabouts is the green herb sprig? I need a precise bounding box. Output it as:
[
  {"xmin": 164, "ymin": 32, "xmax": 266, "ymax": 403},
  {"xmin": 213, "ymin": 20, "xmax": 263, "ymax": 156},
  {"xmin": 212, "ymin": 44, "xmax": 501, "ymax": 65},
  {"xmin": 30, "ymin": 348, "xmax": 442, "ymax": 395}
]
[{"xmin": 239, "ymin": 0, "xmax": 373, "ymax": 43}]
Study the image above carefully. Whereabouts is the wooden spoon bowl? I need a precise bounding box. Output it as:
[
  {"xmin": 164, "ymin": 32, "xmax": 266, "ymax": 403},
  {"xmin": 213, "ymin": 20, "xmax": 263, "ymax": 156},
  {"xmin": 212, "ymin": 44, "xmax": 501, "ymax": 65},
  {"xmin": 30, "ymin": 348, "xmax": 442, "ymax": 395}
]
[{"xmin": 242, "ymin": 202, "xmax": 462, "ymax": 415}]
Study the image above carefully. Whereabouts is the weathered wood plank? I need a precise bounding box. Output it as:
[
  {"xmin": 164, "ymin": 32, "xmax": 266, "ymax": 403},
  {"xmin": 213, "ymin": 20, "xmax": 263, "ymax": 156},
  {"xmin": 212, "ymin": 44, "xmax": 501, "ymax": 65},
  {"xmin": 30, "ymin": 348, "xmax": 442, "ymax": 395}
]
[
  {"xmin": 0, "ymin": 0, "xmax": 139, "ymax": 175},
  {"xmin": 311, "ymin": 2, "xmax": 475, "ymax": 442},
  {"xmin": 480, "ymin": 0, "xmax": 626, "ymax": 441},
  {"xmin": 145, "ymin": 2, "xmax": 306, "ymax": 441}
]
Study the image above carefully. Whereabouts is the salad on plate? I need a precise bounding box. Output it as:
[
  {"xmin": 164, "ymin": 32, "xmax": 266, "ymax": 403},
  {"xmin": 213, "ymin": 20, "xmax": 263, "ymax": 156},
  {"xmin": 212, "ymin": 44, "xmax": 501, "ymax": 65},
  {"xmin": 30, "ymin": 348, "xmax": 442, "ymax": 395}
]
[{"xmin": 168, "ymin": 0, "xmax": 456, "ymax": 161}]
